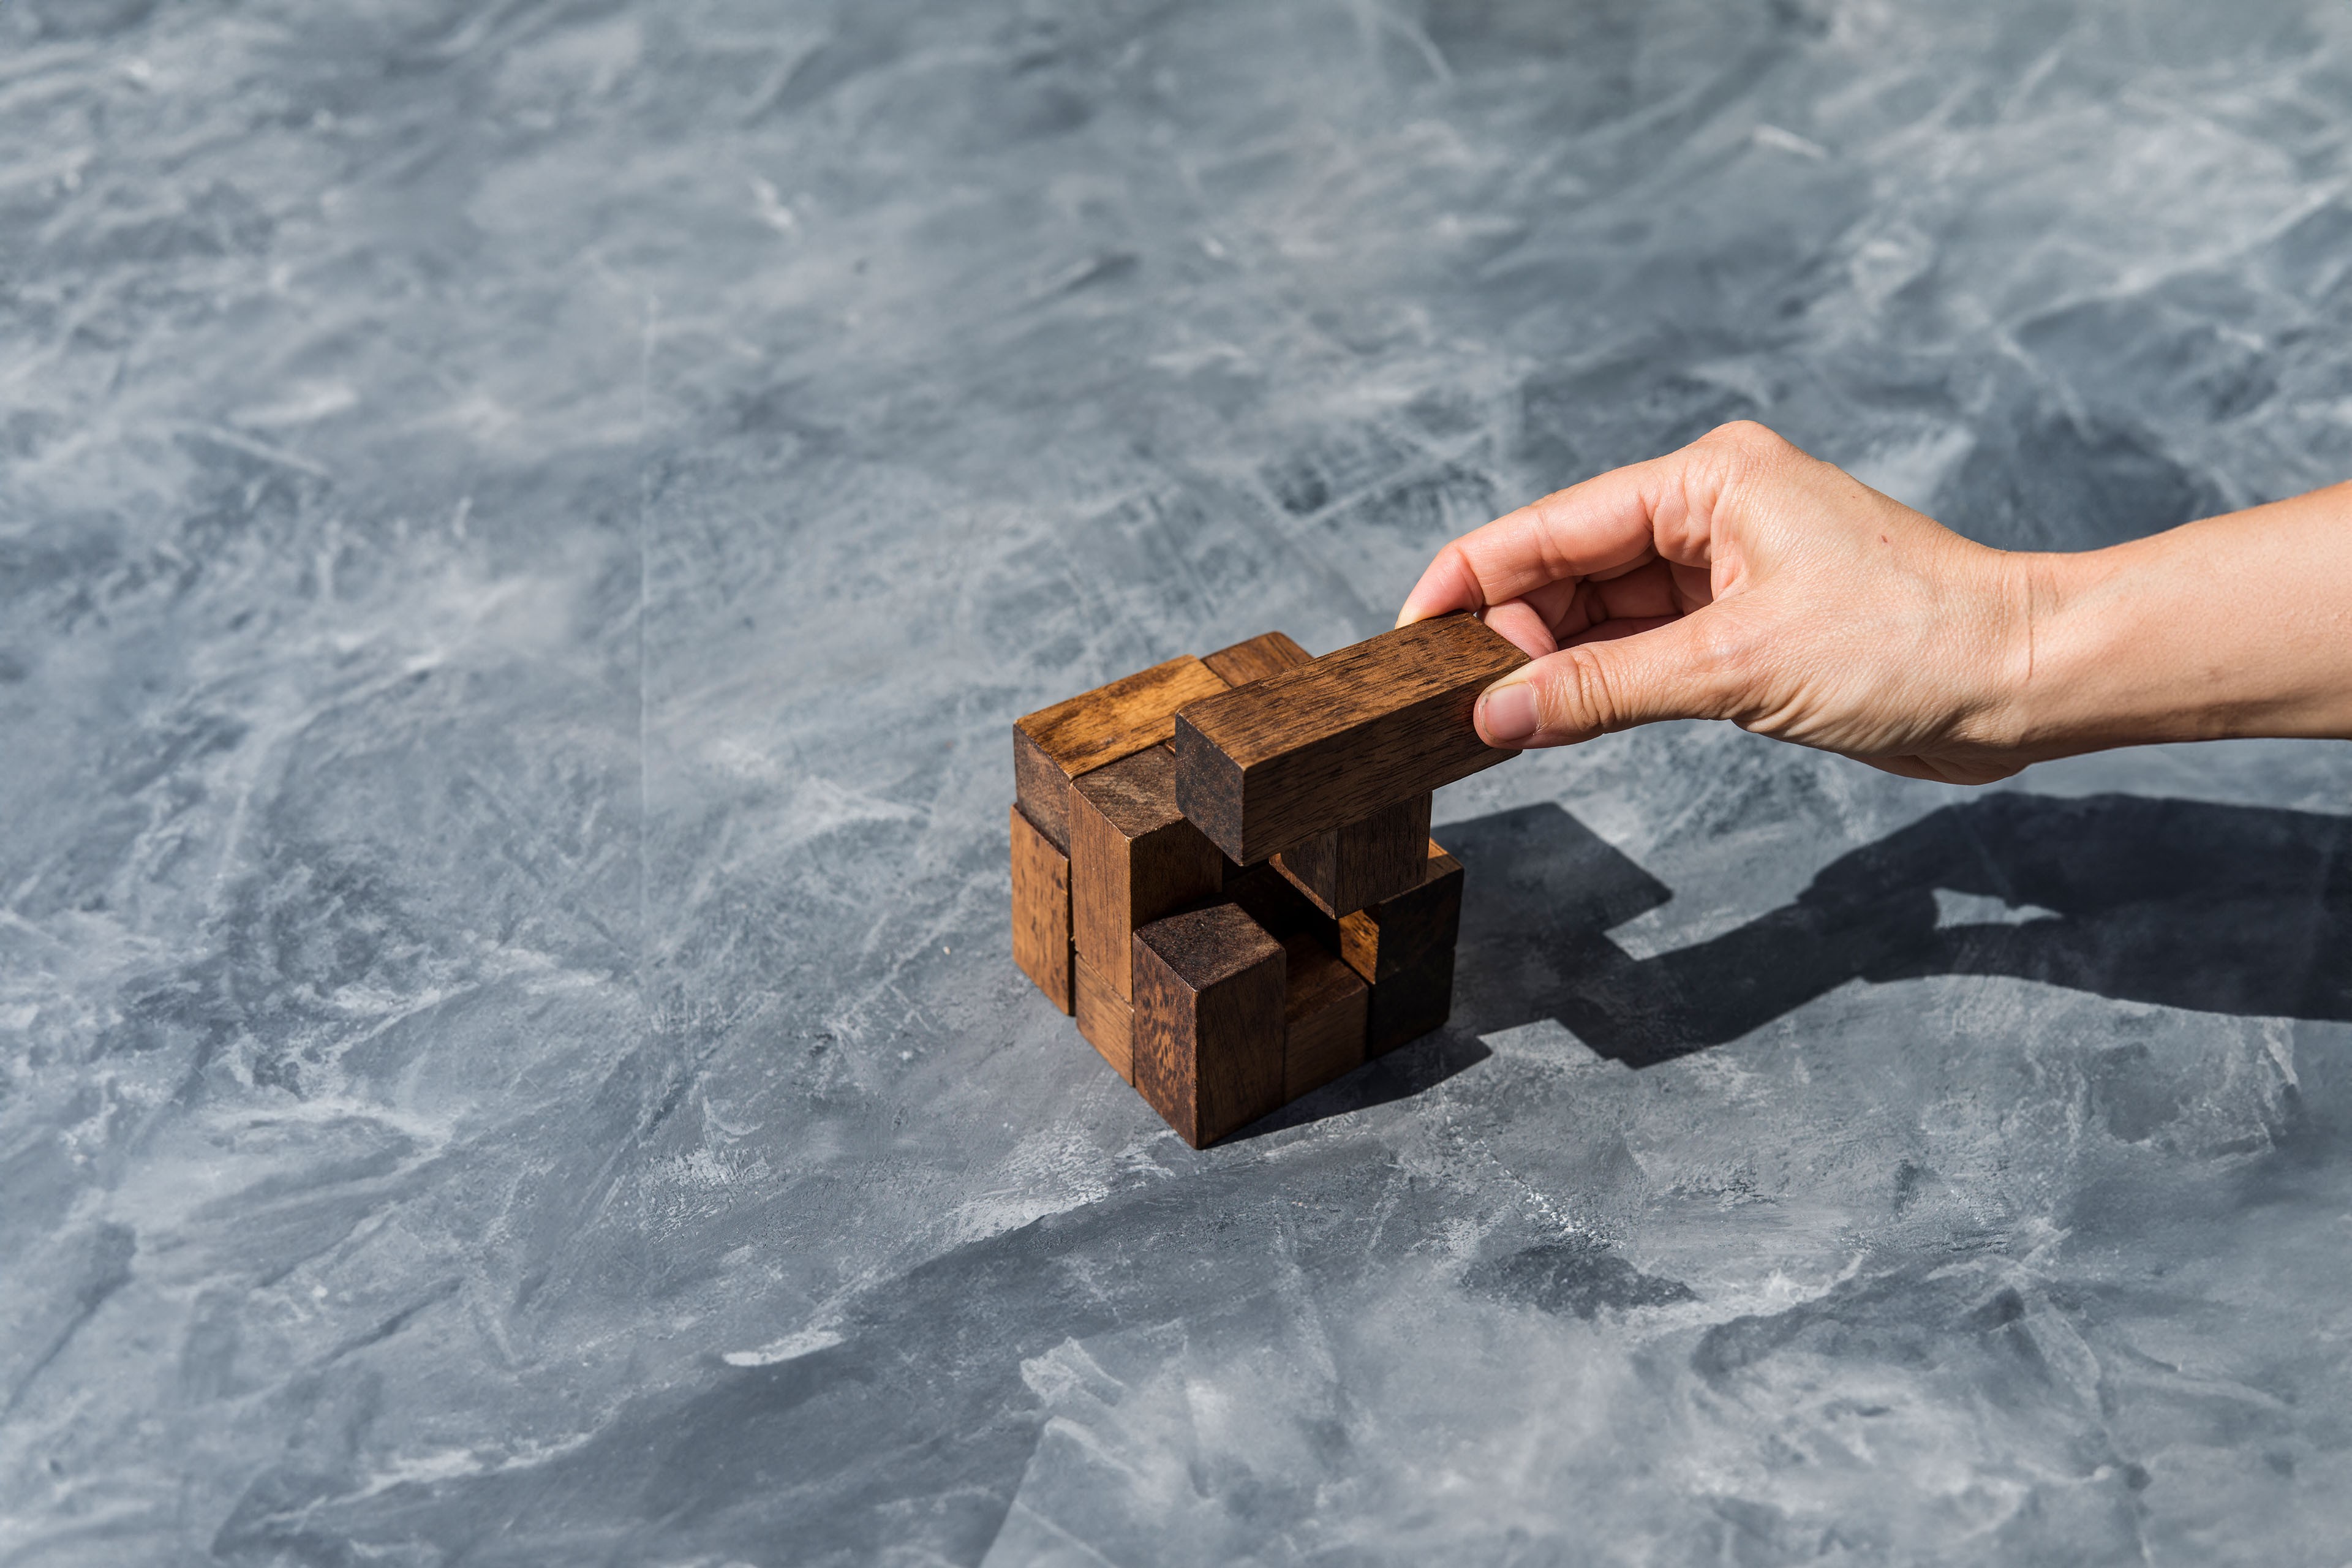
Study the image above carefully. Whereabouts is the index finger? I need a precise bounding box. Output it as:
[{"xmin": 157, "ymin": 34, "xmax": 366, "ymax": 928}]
[{"xmin": 1394, "ymin": 443, "xmax": 1726, "ymax": 627}]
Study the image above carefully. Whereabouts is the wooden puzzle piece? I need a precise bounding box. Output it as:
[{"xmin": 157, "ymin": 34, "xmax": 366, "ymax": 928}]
[
  {"xmin": 1200, "ymin": 630, "xmax": 1312, "ymax": 688},
  {"xmin": 1172, "ymin": 612, "xmax": 1526, "ymax": 865},
  {"xmin": 1202, "ymin": 631, "xmax": 1449, "ymax": 917},
  {"xmin": 1073, "ymin": 952, "xmax": 1133, "ymax": 1081},
  {"xmin": 1340, "ymin": 839, "xmax": 1464, "ymax": 1055},
  {"xmin": 1011, "ymin": 625, "xmax": 1508, "ymax": 1145},
  {"xmin": 1069, "ymin": 745, "xmax": 1226, "ymax": 999},
  {"xmin": 1014, "ymin": 654, "xmax": 1227, "ymax": 853},
  {"xmin": 1273, "ymin": 791, "xmax": 1434, "ymax": 917},
  {"xmin": 1009, "ymin": 805, "xmax": 1074, "ymax": 1014},
  {"xmin": 1132, "ymin": 902, "xmax": 1286, "ymax": 1148},
  {"xmin": 1281, "ymin": 932, "xmax": 1368, "ymax": 1099}
]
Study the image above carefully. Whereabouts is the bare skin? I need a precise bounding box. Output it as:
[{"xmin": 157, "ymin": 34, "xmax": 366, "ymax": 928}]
[{"xmin": 1397, "ymin": 421, "xmax": 2352, "ymax": 784}]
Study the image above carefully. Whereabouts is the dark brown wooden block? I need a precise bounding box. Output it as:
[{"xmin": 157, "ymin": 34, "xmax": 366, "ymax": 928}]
[
  {"xmin": 1283, "ymin": 933, "xmax": 1368, "ymax": 1099},
  {"xmin": 1223, "ymin": 859, "xmax": 1336, "ymax": 946},
  {"xmin": 1074, "ymin": 952, "xmax": 1133, "ymax": 1082},
  {"xmin": 1010, "ymin": 804, "xmax": 1074, "ymax": 1014},
  {"xmin": 1273, "ymin": 791, "xmax": 1434, "ymax": 917},
  {"xmin": 1014, "ymin": 655, "xmax": 1229, "ymax": 854},
  {"xmin": 1365, "ymin": 947, "xmax": 1456, "ymax": 1057},
  {"xmin": 1132, "ymin": 903, "xmax": 1286, "ymax": 1148},
  {"xmin": 1201, "ymin": 630, "xmax": 1313, "ymax": 688},
  {"xmin": 1070, "ymin": 746, "xmax": 1226, "ymax": 999},
  {"xmin": 1173, "ymin": 613, "xmax": 1528, "ymax": 864},
  {"xmin": 1340, "ymin": 839, "xmax": 1463, "ymax": 1055}
]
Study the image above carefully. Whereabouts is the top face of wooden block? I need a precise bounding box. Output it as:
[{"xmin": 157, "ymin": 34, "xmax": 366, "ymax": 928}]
[
  {"xmin": 1014, "ymin": 655, "xmax": 1228, "ymax": 781},
  {"xmin": 1200, "ymin": 631, "xmax": 1312, "ymax": 689},
  {"xmin": 1176, "ymin": 615, "xmax": 1525, "ymax": 771},
  {"xmin": 1281, "ymin": 932, "xmax": 1365, "ymax": 1020},
  {"xmin": 1134, "ymin": 902, "xmax": 1281, "ymax": 990},
  {"xmin": 1069, "ymin": 744, "xmax": 1183, "ymax": 839}
]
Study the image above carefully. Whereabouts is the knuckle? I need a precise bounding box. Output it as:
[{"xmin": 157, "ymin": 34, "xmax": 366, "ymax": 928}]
[
  {"xmin": 1695, "ymin": 420, "xmax": 1789, "ymax": 461},
  {"xmin": 1697, "ymin": 620, "xmax": 1773, "ymax": 717},
  {"xmin": 1680, "ymin": 421, "xmax": 1794, "ymax": 522}
]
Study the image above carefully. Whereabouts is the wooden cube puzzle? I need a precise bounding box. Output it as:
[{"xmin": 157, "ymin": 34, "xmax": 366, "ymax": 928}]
[{"xmin": 1009, "ymin": 616, "xmax": 1526, "ymax": 1147}]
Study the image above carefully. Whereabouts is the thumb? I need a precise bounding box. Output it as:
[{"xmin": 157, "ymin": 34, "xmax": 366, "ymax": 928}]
[{"xmin": 1474, "ymin": 614, "xmax": 1738, "ymax": 747}]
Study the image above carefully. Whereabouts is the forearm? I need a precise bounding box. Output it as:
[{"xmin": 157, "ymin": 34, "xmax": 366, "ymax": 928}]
[{"xmin": 2013, "ymin": 482, "xmax": 2352, "ymax": 755}]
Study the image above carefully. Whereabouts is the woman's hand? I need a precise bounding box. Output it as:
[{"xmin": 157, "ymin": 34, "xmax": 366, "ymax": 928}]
[{"xmin": 1397, "ymin": 421, "xmax": 2352, "ymax": 782}]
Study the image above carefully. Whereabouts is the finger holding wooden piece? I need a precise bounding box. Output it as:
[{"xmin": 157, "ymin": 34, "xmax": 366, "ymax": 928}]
[{"xmin": 1174, "ymin": 613, "xmax": 1528, "ymax": 865}]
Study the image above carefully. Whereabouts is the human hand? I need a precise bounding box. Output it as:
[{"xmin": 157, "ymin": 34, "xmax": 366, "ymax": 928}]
[{"xmin": 1396, "ymin": 421, "xmax": 2045, "ymax": 784}]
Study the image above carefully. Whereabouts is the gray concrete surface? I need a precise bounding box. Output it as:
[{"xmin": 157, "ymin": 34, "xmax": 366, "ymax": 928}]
[{"xmin": 4, "ymin": 2, "xmax": 2350, "ymax": 1563}]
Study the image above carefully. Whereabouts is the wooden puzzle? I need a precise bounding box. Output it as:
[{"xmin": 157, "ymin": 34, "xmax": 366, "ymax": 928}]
[{"xmin": 1010, "ymin": 614, "xmax": 1527, "ymax": 1147}]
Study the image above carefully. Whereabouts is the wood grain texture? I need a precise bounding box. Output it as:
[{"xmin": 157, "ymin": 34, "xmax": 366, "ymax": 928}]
[
  {"xmin": 1014, "ymin": 655, "xmax": 1227, "ymax": 853},
  {"xmin": 1009, "ymin": 804, "xmax": 1073, "ymax": 1014},
  {"xmin": 1012, "ymin": 728, "xmax": 1075, "ymax": 855},
  {"xmin": 1173, "ymin": 613, "xmax": 1528, "ymax": 863},
  {"xmin": 1131, "ymin": 903, "xmax": 1285, "ymax": 1148},
  {"xmin": 1073, "ymin": 952, "xmax": 1133, "ymax": 1082},
  {"xmin": 1273, "ymin": 791, "xmax": 1433, "ymax": 917},
  {"xmin": 1069, "ymin": 746, "xmax": 1225, "ymax": 998},
  {"xmin": 1200, "ymin": 630, "xmax": 1313, "ymax": 689},
  {"xmin": 1282, "ymin": 932, "xmax": 1368, "ymax": 1099},
  {"xmin": 1338, "ymin": 839, "xmax": 1463, "ymax": 1055}
]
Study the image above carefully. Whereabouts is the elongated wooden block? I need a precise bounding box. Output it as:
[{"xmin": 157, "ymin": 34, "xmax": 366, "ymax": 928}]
[
  {"xmin": 1201, "ymin": 630, "xmax": 1313, "ymax": 688},
  {"xmin": 1283, "ymin": 933, "xmax": 1368, "ymax": 1099},
  {"xmin": 1070, "ymin": 746, "xmax": 1226, "ymax": 998},
  {"xmin": 1274, "ymin": 792, "xmax": 1433, "ymax": 917},
  {"xmin": 1340, "ymin": 839, "xmax": 1463, "ymax": 1055},
  {"xmin": 1014, "ymin": 655, "xmax": 1229, "ymax": 853},
  {"xmin": 1074, "ymin": 952, "xmax": 1133, "ymax": 1082},
  {"xmin": 1010, "ymin": 805, "xmax": 1074, "ymax": 1014},
  {"xmin": 1133, "ymin": 903, "xmax": 1286, "ymax": 1148},
  {"xmin": 1173, "ymin": 613, "xmax": 1528, "ymax": 864},
  {"xmin": 1211, "ymin": 628, "xmax": 1419, "ymax": 913}
]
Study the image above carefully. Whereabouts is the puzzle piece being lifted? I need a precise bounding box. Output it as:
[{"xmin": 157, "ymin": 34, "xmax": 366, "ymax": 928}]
[{"xmin": 1009, "ymin": 614, "xmax": 1523, "ymax": 1147}]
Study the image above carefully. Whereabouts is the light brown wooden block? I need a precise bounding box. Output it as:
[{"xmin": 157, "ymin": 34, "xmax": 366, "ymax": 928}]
[
  {"xmin": 1010, "ymin": 805, "xmax": 1074, "ymax": 1014},
  {"xmin": 1201, "ymin": 630, "xmax": 1313, "ymax": 688},
  {"xmin": 1014, "ymin": 655, "xmax": 1228, "ymax": 854},
  {"xmin": 1273, "ymin": 791, "xmax": 1433, "ymax": 917},
  {"xmin": 1074, "ymin": 952, "xmax": 1133, "ymax": 1082},
  {"xmin": 1282, "ymin": 932, "xmax": 1368, "ymax": 1100},
  {"xmin": 1173, "ymin": 614, "xmax": 1527, "ymax": 864},
  {"xmin": 1340, "ymin": 839, "xmax": 1463, "ymax": 1055},
  {"xmin": 1070, "ymin": 746, "xmax": 1226, "ymax": 998},
  {"xmin": 1133, "ymin": 903, "xmax": 1286, "ymax": 1148}
]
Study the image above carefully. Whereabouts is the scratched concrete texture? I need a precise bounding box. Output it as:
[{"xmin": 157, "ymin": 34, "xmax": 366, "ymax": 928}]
[{"xmin": 4, "ymin": 2, "xmax": 2351, "ymax": 1564}]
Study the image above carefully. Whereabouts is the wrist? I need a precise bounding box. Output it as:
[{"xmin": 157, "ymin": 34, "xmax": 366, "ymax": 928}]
[{"xmin": 2002, "ymin": 530, "xmax": 2242, "ymax": 756}]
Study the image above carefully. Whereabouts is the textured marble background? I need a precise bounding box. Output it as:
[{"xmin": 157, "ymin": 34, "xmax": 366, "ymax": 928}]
[{"xmin": 4, "ymin": 2, "xmax": 2350, "ymax": 1564}]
